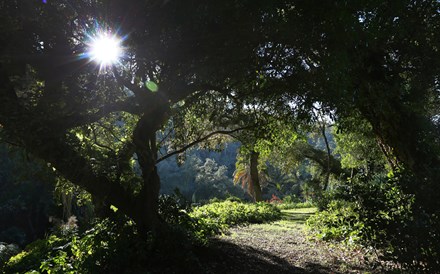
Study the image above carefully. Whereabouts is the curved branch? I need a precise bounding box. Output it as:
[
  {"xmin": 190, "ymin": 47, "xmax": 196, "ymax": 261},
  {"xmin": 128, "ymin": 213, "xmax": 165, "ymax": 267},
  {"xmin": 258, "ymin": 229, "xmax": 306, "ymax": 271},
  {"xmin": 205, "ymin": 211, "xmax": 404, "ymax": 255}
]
[
  {"xmin": 25, "ymin": 135, "xmax": 135, "ymax": 219},
  {"xmin": 156, "ymin": 126, "xmax": 250, "ymax": 163},
  {"xmin": 301, "ymin": 144, "xmax": 347, "ymax": 178},
  {"xmin": 60, "ymin": 97, "xmax": 140, "ymax": 130}
]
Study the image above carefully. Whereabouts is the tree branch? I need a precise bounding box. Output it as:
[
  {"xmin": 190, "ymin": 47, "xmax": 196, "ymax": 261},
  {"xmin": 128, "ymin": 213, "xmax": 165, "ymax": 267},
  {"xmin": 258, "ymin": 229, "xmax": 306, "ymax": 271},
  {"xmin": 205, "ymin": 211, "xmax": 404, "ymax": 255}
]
[
  {"xmin": 156, "ymin": 126, "xmax": 250, "ymax": 163},
  {"xmin": 60, "ymin": 97, "xmax": 139, "ymax": 130},
  {"xmin": 24, "ymin": 135, "xmax": 135, "ymax": 219}
]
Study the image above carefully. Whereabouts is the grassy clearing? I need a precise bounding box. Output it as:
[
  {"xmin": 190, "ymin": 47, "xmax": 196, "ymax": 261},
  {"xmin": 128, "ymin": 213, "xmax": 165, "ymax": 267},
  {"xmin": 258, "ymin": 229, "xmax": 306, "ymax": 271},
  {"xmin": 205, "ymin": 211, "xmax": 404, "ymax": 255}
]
[
  {"xmin": 252, "ymin": 207, "xmax": 317, "ymax": 232},
  {"xmin": 282, "ymin": 207, "xmax": 317, "ymax": 223},
  {"xmin": 202, "ymin": 207, "xmax": 394, "ymax": 273}
]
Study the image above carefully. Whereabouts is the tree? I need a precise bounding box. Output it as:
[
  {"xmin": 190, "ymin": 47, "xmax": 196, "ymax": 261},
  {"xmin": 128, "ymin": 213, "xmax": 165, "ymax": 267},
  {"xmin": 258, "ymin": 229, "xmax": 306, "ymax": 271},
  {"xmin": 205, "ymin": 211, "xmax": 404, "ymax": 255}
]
[
  {"xmin": 0, "ymin": 1, "xmax": 286, "ymax": 232},
  {"xmin": 259, "ymin": 1, "xmax": 440, "ymax": 269},
  {"xmin": 233, "ymin": 148, "xmax": 267, "ymax": 202},
  {"xmin": 280, "ymin": 1, "xmax": 439, "ymax": 175},
  {"xmin": 2, "ymin": 4, "xmax": 439, "ymax": 263}
]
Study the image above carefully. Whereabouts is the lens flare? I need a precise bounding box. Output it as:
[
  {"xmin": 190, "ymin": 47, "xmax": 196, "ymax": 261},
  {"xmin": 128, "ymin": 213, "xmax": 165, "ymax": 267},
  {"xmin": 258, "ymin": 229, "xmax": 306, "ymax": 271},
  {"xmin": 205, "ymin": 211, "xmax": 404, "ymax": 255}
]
[{"xmin": 86, "ymin": 31, "xmax": 123, "ymax": 70}]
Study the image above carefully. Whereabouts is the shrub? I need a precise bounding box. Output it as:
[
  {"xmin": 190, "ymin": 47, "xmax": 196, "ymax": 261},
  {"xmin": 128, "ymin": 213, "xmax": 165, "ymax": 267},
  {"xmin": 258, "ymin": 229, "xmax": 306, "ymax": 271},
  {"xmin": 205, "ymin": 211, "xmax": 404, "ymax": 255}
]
[
  {"xmin": 5, "ymin": 235, "xmax": 65, "ymax": 273},
  {"xmin": 4, "ymin": 199, "xmax": 282, "ymax": 273},
  {"xmin": 306, "ymin": 172, "xmax": 440, "ymax": 272},
  {"xmin": 306, "ymin": 200, "xmax": 364, "ymax": 245},
  {"xmin": 225, "ymin": 195, "xmax": 243, "ymax": 203},
  {"xmin": 343, "ymin": 173, "xmax": 440, "ymax": 272},
  {"xmin": 4, "ymin": 218, "xmax": 199, "ymax": 274},
  {"xmin": 0, "ymin": 242, "xmax": 20, "ymax": 267},
  {"xmin": 268, "ymin": 194, "xmax": 315, "ymax": 210},
  {"xmin": 269, "ymin": 194, "xmax": 282, "ymax": 204},
  {"xmin": 281, "ymin": 195, "xmax": 301, "ymax": 204},
  {"xmin": 189, "ymin": 200, "xmax": 281, "ymax": 240},
  {"xmin": 158, "ymin": 193, "xmax": 192, "ymax": 226}
]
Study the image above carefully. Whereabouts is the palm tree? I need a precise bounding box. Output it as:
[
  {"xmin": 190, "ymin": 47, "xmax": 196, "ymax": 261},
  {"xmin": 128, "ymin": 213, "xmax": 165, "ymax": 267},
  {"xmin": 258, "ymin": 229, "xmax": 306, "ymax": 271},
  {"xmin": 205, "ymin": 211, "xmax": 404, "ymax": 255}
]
[{"xmin": 233, "ymin": 150, "xmax": 267, "ymax": 202}]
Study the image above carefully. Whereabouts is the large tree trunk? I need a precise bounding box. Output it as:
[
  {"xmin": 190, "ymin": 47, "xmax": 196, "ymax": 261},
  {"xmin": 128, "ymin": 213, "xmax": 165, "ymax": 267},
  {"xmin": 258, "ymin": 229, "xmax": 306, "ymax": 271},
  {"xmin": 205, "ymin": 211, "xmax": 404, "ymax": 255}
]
[
  {"xmin": 363, "ymin": 108, "xmax": 440, "ymax": 209},
  {"xmin": 132, "ymin": 167, "xmax": 161, "ymax": 234},
  {"xmin": 130, "ymin": 100, "xmax": 169, "ymax": 232},
  {"xmin": 353, "ymin": 48, "xmax": 440, "ymax": 215},
  {"xmin": 250, "ymin": 150, "xmax": 262, "ymax": 202},
  {"xmin": 13, "ymin": 99, "xmax": 170, "ymax": 234},
  {"xmin": 0, "ymin": 58, "xmax": 171, "ymax": 234},
  {"xmin": 25, "ymin": 127, "xmax": 164, "ymax": 234}
]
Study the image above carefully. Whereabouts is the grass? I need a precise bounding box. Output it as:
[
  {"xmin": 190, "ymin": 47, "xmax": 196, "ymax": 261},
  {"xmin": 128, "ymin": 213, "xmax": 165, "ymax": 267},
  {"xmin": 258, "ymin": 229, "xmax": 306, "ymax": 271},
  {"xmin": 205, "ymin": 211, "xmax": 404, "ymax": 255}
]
[
  {"xmin": 282, "ymin": 207, "xmax": 317, "ymax": 223},
  {"xmin": 276, "ymin": 201, "xmax": 315, "ymax": 210},
  {"xmin": 208, "ymin": 207, "xmax": 393, "ymax": 273},
  {"xmin": 254, "ymin": 207, "xmax": 317, "ymax": 231}
]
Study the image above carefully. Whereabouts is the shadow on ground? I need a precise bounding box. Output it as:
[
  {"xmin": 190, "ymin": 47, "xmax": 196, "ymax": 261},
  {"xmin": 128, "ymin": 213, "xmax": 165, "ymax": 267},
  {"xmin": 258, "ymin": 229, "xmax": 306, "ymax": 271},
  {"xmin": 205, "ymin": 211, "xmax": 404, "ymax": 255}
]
[{"xmin": 196, "ymin": 239, "xmax": 342, "ymax": 274}]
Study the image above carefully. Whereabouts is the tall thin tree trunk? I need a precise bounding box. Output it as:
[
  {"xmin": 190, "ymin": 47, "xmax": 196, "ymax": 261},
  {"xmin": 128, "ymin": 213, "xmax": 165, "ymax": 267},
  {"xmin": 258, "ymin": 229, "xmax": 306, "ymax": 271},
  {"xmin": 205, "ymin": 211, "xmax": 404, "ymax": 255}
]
[
  {"xmin": 321, "ymin": 125, "xmax": 331, "ymax": 191},
  {"xmin": 250, "ymin": 150, "xmax": 262, "ymax": 202}
]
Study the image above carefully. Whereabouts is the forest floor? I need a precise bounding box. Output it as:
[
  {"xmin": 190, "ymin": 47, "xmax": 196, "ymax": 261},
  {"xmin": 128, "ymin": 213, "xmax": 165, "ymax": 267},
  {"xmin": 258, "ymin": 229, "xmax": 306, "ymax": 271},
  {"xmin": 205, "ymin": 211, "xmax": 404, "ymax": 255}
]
[{"xmin": 197, "ymin": 208, "xmax": 396, "ymax": 274}]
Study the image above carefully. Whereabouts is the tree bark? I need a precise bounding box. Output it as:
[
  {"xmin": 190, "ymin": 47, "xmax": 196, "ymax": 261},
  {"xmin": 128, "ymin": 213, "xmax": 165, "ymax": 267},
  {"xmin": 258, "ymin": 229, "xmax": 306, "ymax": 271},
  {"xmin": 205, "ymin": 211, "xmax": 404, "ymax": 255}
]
[
  {"xmin": 301, "ymin": 143, "xmax": 347, "ymax": 179},
  {"xmin": 321, "ymin": 125, "xmax": 331, "ymax": 191},
  {"xmin": 131, "ymin": 99, "xmax": 170, "ymax": 232},
  {"xmin": 250, "ymin": 150, "xmax": 262, "ymax": 202}
]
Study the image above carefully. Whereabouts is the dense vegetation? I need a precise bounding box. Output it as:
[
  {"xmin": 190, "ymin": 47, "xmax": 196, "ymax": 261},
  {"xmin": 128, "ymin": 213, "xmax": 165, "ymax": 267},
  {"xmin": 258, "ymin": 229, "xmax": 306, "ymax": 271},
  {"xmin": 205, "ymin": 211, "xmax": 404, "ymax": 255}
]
[
  {"xmin": 3, "ymin": 199, "xmax": 281, "ymax": 273},
  {"xmin": 0, "ymin": 0, "xmax": 439, "ymax": 273}
]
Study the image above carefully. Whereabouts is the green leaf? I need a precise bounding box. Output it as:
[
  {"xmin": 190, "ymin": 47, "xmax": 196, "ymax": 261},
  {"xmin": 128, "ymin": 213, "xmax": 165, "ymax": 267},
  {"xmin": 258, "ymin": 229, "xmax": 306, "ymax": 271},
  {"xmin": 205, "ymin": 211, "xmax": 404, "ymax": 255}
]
[{"xmin": 145, "ymin": 81, "xmax": 158, "ymax": 92}]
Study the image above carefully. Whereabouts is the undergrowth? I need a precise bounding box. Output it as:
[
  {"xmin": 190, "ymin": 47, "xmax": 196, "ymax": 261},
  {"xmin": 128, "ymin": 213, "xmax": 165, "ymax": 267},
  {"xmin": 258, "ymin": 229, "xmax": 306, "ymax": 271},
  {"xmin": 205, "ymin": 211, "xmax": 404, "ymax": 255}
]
[
  {"xmin": 3, "ymin": 198, "xmax": 281, "ymax": 273},
  {"xmin": 189, "ymin": 200, "xmax": 281, "ymax": 241}
]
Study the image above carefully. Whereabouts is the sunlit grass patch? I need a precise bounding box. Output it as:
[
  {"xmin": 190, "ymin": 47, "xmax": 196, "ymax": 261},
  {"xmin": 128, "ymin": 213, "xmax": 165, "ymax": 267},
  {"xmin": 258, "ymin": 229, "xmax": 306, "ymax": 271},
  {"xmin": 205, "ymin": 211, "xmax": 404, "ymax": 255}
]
[{"xmin": 240, "ymin": 207, "xmax": 318, "ymax": 233}]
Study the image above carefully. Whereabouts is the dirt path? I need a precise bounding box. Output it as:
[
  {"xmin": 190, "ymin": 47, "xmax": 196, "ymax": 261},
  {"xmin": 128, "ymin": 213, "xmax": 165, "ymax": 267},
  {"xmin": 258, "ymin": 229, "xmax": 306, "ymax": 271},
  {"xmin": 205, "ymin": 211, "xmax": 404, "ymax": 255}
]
[{"xmin": 198, "ymin": 208, "xmax": 390, "ymax": 274}]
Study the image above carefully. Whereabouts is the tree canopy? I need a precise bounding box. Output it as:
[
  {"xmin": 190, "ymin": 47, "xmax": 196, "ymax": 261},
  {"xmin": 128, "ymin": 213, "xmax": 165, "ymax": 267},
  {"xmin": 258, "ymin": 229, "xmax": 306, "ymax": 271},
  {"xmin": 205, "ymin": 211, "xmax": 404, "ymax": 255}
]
[{"xmin": 1, "ymin": 2, "xmax": 439, "ymax": 268}]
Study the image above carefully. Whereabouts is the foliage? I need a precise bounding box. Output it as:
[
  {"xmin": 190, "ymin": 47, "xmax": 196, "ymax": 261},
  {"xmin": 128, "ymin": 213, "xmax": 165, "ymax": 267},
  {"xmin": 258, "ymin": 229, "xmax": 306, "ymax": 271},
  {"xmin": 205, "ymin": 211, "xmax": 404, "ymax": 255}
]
[
  {"xmin": 306, "ymin": 200, "xmax": 364, "ymax": 245},
  {"xmin": 0, "ymin": 242, "xmax": 20, "ymax": 268},
  {"xmin": 158, "ymin": 145, "xmax": 246, "ymax": 202},
  {"xmin": 193, "ymin": 158, "xmax": 233, "ymax": 202},
  {"xmin": 189, "ymin": 200, "xmax": 281, "ymax": 241},
  {"xmin": 1, "ymin": 1, "xmax": 440, "ymax": 271},
  {"xmin": 4, "ymin": 217, "xmax": 199, "ymax": 274},
  {"xmin": 269, "ymin": 194, "xmax": 317, "ymax": 210},
  {"xmin": 306, "ymin": 172, "xmax": 440, "ymax": 272},
  {"xmin": 158, "ymin": 192, "xmax": 192, "ymax": 226},
  {"xmin": 342, "ymin": 173, "xmax": 440, "ymax": 272},
  {"xmin": 0, "ymin": 144, "xmax": 59, "ymax": 247},
  {"xmin": 333, "ymin": 116, "xmax": 387, "ymax": 174},
  {"xmin": 264, "ymin": 163, "xmax": 304, "ymax": 199},
  {"xmin": 5, "ymin": 235, "xmax": 64, "ymax": 273},
  {"xmin": 266, "ymin": 128, "xmax": 346, "ymax": 203},
  {"xmin": 4, "ymin": 199, "xmax": 282, "ymax": 273}
]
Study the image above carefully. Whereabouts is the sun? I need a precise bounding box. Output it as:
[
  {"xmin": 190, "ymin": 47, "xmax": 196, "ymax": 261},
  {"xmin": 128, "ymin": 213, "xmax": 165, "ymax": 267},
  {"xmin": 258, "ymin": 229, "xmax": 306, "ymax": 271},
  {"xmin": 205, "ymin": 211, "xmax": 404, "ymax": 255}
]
[{"xmin": 87, "ymin": 32, "xmax": 123, "ymax": 69}]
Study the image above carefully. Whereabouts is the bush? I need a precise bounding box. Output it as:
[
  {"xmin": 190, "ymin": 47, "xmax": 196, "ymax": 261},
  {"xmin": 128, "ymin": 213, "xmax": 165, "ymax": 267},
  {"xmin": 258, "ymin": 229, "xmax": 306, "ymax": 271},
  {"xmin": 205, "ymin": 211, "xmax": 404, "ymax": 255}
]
[
  {"xmin": 4, "ymin": 199, "xmax": 282, "ymax": 273},
  {"xmin": 0, "ymin": 242, "xmax": 20, "ymax": 267},
  {"xmin": 266, "ymin": 194, "xmax": 315, "ymax": 210},
  {"xmin": 345, "ymin": 173, "xmax": 440, "ymax": 272},
  {"xmin": 306, "ymin": 200, "xmax": 364, "ymax": 245},
  {"xmin": 5, "ymin": 235, "xmax": 66, "ymax": 273},
  {"xmin": 189, "ymin": 200, "xmax": 281, "ymax": 240},
  {"xmin": 306, "ymin": 172, "xmax": 440, "ymax": 272},
  {"xmin": 4, "ymin": 218, "xmax": 199, "ymax": 274},
  {"xmin": 158, "ymin": 192, "xmax": 192, "ymax": 226},
  {"xmin": 281, "ymin": 195, "xmax": 301, "ymax": 204}
]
